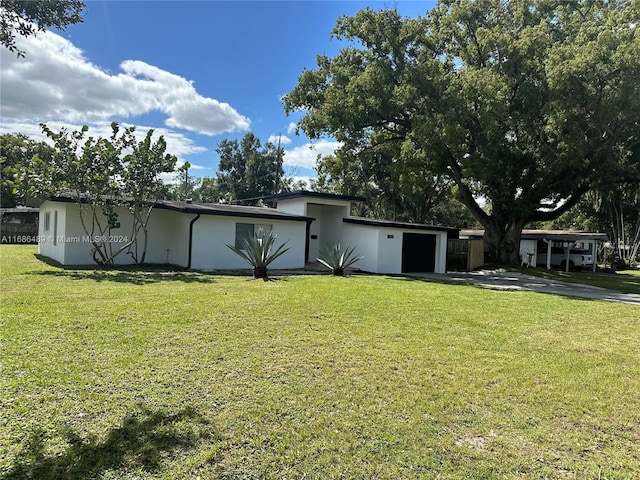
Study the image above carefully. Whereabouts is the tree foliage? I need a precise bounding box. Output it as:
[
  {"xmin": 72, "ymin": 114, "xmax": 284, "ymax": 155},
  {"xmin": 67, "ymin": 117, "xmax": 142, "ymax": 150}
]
[
  {"xmin": 32, "ymin": 123, "xmax": 177, "ymax": 266},
  {"xmin": 1, "ymin": 0, "xmax": 85, "ymax": 57},
  {"xmin": 215, "ymin": 132, "xmax": 284, "ymax": 205},
  {"xmin": 167, "ymin": 162, "xmax": 202, "ymax": 202},
  {"xmin": 284, "ymin": 1, "xmax": 640, "ymax": 264},
  {"xmin": 0, "ymin": 133, "xmax": 54, "ymax": 207}
]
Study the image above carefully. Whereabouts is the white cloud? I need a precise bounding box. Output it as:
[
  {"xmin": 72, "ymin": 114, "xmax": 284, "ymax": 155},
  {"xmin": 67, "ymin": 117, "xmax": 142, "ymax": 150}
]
[
  {"xmin": 267, "ymin": 134, "xmax": 292, "ymax": 145},
  {"xmin": 283, "ymin": 140, "xmax": 341, "ymax": 169},
  {"xmin": 0, "ymin": 120, "xmax": 206, "ymax": 160},
  {"xmin": 287, "ymin": 122, "xmax": 297, "ymax": 134},
  {"xmin": 0, "ymin": 30, "xmax": 250, "ymax": 136}
]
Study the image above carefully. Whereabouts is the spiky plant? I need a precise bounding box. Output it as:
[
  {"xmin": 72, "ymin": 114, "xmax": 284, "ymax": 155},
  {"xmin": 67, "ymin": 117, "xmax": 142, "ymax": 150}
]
[
  {"xmin": 317, "ymin": 243, "xmax": 363, "ymax": 276},
  {"xmin": 227, "ymin": 232, "xmax": 290, "ymax": 279}
]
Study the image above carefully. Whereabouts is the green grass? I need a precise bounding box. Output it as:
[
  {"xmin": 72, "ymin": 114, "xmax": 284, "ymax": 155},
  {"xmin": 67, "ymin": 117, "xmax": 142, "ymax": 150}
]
[
  {"xmin": 513, "ymin": 267, "xmax": 640, "ymax": 294},
  {"xmin": 1, "ymin": 245, "xmax": 639, "ymax": 479}
]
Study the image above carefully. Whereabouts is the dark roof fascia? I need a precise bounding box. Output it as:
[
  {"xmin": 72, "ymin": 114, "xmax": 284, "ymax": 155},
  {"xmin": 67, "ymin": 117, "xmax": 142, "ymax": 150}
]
[
  {"xmin": 461, "ymin": 229, "xmax": 608, "ymax": 241},
  {"xmin": 45, "ymin": 195, "xmax": 313, "ymax": 223},
  {"xmin": 263, "ymin": 190, "xmax": 366, "ymax": 203},
  {"xmin": 520, "ymin": 232, "xmax": 609, "ymax": 241},
  {"xmin": 155, "ymin": 202, "xmax": 313, "ymax": 223},
  {"xmin": 0, "ymin": 206, "xmax": 40, "ymax": 213},
  {"xmin": 46, "ymin": 194, "xmax": 136, "ymax": 206},
  {"xmin": 343, "ymin": 217, "xmax": 460, "ymax": 233}
]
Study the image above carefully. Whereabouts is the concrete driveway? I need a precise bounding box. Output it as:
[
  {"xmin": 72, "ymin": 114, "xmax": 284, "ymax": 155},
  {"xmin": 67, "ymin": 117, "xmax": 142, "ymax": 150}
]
[{"xmin": 412, "ymin": 270, "xmax": 640, "ymax": 305}]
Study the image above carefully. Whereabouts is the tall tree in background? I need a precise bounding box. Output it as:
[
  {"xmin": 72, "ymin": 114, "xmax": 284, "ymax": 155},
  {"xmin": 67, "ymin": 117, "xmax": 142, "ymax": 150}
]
[
  {"xmin": 284, "ymin": 2, "xmax": 639, "ymax": 265},
  {"xmin": 169, "ymin": 162, "xmax": 202, "ymax": 202},
  {"xmin": 215, "ymin": 132, "xmax": 284, "ymax": 205},
  {"xmin": 1, "ymin": 0, "xmax": 85, "ymax": 57},
  {"xmin": 0, "ymin": 133, "xmax": 53, "ymax": 207}
]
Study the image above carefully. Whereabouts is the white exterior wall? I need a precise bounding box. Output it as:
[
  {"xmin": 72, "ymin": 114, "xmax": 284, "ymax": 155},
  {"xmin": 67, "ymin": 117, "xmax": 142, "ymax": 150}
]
[
  {"xmin": 143, "ymin": 209, "xmax": 191, "ymax": 267},
  {"xmin": 276, "ymin": 198, "xmax": 351, "ymax": 261},
  {"xmin": 318, "ymin": 205, "xmax": 349, "ymax": 250},
  {"xmin": 190, "ymin": 215, "xmax": 307, "ymax": 271},
  {"xmin": 276, "ymin": 196, "xmax": 354, "ymax": 215},
  {"xmin": 37, "ymin": 200, "xmax": 308, "ymax": 269},
  {"xmin": 339, "ymin": 223, "xmax": 380, "ymax": 273},
  {"xmin": 38, "ymin": 201, "xmax": 67, "ymax": 264},
  {"xmin": 39, "ymin": 201, "xmax": 196, "ymax": 267},
  {"xmin": 340, "ymin": 222, "xmax": 449, "ymax": 274},
  {"xmin": 434, "ymin": 231, "xmax": 448, "ymax": 273},
  {"xmin": 274, "ymin": 197, "xmax": 308, "ymax": 216}
]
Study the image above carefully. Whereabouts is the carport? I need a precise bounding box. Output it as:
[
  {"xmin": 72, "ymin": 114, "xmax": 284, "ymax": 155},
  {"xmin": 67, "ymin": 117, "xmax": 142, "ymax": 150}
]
[
  {"xmin": 520, "ymin": 230, "xmax": 609, "ymax": 272},
  {"xmin": 460, "ymin": 229, "xmax": 609, "ymax": 272}
]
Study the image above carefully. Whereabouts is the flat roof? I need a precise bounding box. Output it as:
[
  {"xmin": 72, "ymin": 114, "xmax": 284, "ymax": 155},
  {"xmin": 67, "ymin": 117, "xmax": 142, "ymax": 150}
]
[
  {"xmin": 47, "ymin": 195, "xmax": 313, "ymax": 223},
  {"xmin": 157, "ymin": 201, "xmax": 313, "ymax": 222},
  {"xmin": 263, "ymin": 190, "xmax": 365, "ymax": 203},
  {"xmin": 461, "ymin": 229, "xmax": 608, "ymax": 241},
  {"xmin": 344, "ymin": 217, "xmax": 460, "ymax": 233}
]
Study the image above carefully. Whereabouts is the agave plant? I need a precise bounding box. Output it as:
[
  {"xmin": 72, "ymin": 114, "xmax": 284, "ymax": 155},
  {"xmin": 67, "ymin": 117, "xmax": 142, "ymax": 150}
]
[
  {"xmin": 317, "ymin": 243, "xmax": 363, "ymax": 276},
  {"xmin": 227, "ymin": 232, "xmax": 289, "ymax": 279}
]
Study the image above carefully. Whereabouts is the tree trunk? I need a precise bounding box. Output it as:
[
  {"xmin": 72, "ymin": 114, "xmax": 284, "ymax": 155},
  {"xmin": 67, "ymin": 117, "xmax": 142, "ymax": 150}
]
[
  {"xmin": 453, "ymin": 182, "xmax": 526, "ymax": 266},
  {"xmin": 482, "ymin": 218, "xmax": 526, "ymax": 266}
]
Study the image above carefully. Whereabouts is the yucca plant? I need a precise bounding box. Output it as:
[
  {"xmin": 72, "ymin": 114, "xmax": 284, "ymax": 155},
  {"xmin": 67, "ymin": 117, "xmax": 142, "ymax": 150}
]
[
  {"xmin": 317, "ymin": 243, "xmax": 363, "ymax": 276},
  {"xmin": 227, "ymin": 232, "xmax": 290, "ymax": 279}
]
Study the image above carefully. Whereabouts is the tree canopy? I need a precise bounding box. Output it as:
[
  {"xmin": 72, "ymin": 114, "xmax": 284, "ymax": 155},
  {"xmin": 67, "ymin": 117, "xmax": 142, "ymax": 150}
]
[
  {"xmin": 1, "ymin": 0, "xmax": 85, "ymax": 57},
  {"xmin": 284, "ymin": 0, "xmax": 640, "ymax": 264},
  {"xmin": 0, "ymin": 133, "xmax": 54, "ymax": 207},
  {"xmin": 214, "ymin": 132, "xmax": 284, "ymax": 205}
]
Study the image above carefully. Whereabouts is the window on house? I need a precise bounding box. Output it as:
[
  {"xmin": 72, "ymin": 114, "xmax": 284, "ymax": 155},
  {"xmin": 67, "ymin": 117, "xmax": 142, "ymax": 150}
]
[
  {"xmin": 235, "ymin": 222, "xmax": 272, "ymax": 249},
  {"xmin": 53, "ymin": 211, "xmax": 58, "ymax": 246},
  {"xmin": 44, "ymin": 212, "xmax": 51, "ymax": 231}
]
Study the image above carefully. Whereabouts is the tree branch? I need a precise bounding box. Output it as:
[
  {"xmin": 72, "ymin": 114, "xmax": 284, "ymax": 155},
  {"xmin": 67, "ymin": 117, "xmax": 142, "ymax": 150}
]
[{"xmin": 528, "ymin": 181, "xmax": 591, "ymax": 222}]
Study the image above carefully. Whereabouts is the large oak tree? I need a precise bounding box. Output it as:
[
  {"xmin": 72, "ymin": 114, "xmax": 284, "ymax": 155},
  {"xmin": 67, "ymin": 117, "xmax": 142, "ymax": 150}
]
[{"xmin": 284, "ymin": 0, "xmax": 639, "ymax": 264}]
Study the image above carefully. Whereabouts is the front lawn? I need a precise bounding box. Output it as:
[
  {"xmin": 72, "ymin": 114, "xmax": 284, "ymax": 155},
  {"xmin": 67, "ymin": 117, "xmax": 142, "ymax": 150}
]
[{"xmin": 1, "ymin": 245, "xmax": 639, "ymax": 479}]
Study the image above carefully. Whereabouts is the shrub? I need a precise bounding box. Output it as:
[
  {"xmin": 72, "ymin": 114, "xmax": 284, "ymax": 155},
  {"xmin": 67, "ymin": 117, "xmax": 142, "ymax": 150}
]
[
  {"xmin": 227, "ymin": 232, "xmax": 289, "ymax": 279},
  {"xmin": 317, "ymin": 243, "xmax": 363, "ymax": 276}
]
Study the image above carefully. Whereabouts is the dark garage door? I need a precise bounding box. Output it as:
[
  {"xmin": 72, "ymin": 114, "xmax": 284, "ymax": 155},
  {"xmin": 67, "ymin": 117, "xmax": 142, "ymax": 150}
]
[{"xmin": 402, "ymin": 233, "xmax": 436, "ymax": 273}]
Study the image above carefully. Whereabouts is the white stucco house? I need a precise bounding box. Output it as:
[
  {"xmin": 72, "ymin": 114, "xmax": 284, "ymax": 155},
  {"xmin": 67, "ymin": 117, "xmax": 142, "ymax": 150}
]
[{"xmin": 37, "ymin": 191, "xmax": 459, "ymax": 274}]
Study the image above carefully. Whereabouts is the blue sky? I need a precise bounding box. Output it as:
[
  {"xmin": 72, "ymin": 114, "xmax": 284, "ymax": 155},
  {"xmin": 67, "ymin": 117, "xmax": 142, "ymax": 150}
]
[{"xmin": 1, "ymin": 1, "xmax": 435, "ymax": 183}]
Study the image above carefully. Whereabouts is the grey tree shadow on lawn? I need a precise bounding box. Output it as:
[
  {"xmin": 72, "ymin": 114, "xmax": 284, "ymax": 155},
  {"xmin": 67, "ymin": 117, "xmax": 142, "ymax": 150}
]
[
  {"xmin": 30, "ymin": 254, "xmax": 216, "ymax": 284},
  {"xmin": 2, "ymin": 407, "xmax": 219, "ymax": 480}
]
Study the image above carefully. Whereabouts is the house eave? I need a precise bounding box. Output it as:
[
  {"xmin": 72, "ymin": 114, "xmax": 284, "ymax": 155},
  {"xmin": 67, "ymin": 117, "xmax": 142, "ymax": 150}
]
[
  {"xmin": 44, "ymin": 195, "xmax": 314, "ymax": 223},
  {"xmin": 344, "ymin": 216, "xmax": 460, "ymax": 233}
]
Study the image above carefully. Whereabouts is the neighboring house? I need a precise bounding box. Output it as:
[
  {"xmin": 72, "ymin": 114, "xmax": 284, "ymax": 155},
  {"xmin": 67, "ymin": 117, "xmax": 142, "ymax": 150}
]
[
  {"xmin": 37, "ymin": 191, "xmax": 459, "ymax": 274},
  {"xmin": 461, "ymin": 229, "xmax": 609, "ymax": 272}
]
